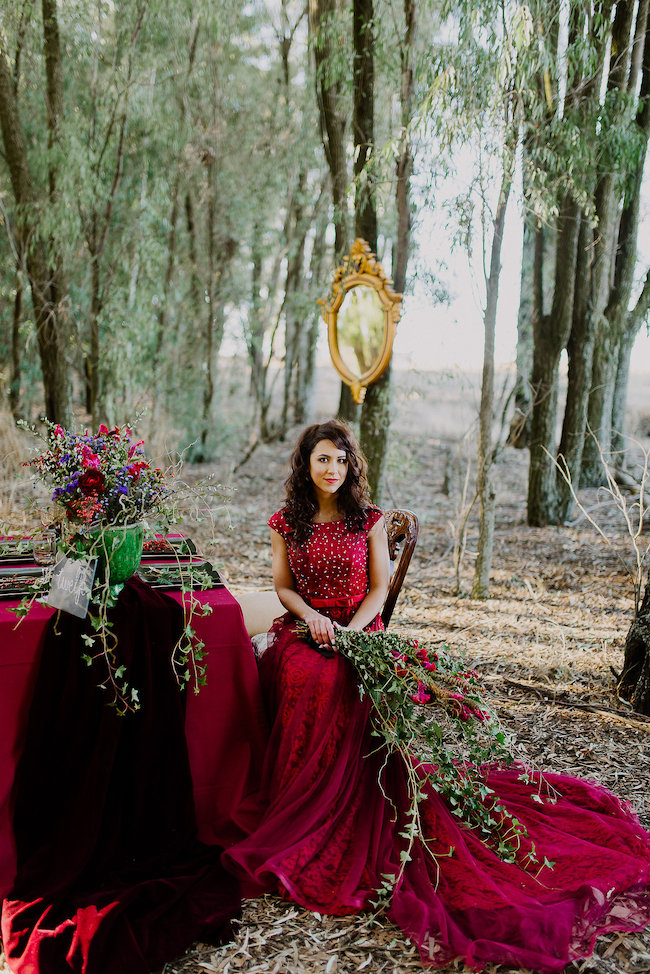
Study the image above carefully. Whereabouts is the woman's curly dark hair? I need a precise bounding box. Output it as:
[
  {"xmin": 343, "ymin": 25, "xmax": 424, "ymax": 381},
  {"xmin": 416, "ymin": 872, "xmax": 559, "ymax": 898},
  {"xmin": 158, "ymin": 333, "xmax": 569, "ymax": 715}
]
[{"xmin": 283, "ymin": 419, "xmax": 372, "ymax": 544}]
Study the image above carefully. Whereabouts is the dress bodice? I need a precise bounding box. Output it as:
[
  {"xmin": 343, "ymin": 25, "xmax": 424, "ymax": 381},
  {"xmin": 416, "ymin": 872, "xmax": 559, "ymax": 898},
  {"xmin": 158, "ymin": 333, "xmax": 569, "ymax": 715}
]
[{"xmin": 268, "ymin": 508, "xmax": 383, "ymax": 612}]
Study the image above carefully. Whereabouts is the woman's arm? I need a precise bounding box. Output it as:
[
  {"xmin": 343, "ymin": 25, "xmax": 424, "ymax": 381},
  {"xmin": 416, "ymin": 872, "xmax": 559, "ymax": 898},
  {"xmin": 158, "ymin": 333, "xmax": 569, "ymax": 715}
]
[
  {"xmin": 271, "ymin": 528, "xmax": 337, "ymax": 647},
  {"xmin": 346, "ymin": 516, "xmax": 390, "ymax": 632}
]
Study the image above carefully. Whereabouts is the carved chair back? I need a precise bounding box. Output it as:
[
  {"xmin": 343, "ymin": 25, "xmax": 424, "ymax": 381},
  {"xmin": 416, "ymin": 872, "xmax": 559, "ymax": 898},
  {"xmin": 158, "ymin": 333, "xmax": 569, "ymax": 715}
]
[{"xmin": 381, "ymin": 509, "xmax": 419, "ymax": 628}]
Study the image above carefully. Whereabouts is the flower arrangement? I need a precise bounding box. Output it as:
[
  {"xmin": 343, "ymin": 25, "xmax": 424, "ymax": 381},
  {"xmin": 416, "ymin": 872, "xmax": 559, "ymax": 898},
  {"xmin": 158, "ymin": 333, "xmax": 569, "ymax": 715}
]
[
  {"xmin": 10, "ymin": 420, "xmax": 223, "ymax": 714},
  {"xmin": 29, "ymin": 422, "xmax": 169, "ymax": 528},
  {"xmin": 320, "ymin": 627, "xmax": 556, "ymax": 898}
]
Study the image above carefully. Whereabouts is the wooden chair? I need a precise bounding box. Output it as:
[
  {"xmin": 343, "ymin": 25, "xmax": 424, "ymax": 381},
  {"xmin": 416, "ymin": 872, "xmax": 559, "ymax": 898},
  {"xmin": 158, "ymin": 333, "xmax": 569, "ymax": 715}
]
[
  {"xmin": 234, "ymin": 508, "xmax": 419, "ymax": 641},
  {"xmin": 382, "ymin": 509, "xmax": 419, "ymax": 627}
]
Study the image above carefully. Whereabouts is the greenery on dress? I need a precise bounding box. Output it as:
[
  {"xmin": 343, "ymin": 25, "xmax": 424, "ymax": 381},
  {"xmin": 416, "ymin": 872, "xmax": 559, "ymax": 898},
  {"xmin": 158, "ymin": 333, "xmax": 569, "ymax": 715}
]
[{"xmin": 327, "ymin": 627, "xmax": 556, "ymax": 900}]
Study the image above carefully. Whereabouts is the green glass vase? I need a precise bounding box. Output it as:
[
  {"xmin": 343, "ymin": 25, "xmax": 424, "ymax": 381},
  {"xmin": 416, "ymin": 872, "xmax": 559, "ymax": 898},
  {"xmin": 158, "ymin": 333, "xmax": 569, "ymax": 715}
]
[{"xmin": 88, "ymin": 522, "xmax": 145, "ymax": 584}]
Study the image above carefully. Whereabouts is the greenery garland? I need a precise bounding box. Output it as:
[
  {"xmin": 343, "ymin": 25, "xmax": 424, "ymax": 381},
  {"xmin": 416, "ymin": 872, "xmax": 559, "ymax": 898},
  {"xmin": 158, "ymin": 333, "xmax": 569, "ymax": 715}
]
[{"xmin": 319, "ymin": 627, "xmax": 557, "ymax": 899}]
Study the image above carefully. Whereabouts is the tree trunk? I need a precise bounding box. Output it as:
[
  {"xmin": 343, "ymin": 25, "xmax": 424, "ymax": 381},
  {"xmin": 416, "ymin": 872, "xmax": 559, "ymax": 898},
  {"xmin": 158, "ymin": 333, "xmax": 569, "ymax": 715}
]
[
  {"xmin": 576, "ymin": 0, "xmax": 642, "ymax": 486},
  {"xmin": 472, "ymin": 135, "xmax": 515, "ymax": 598},
  {"xmin": 9, "ymin": 271, "xmax": 22, "ymax": 421},
  {"xmin": 352, "ymin": 0, "xmax": 378, "ymax": 439},
  {"xmin": 556, "ymin": 213, "xmax": 593, "ymax": 520},
  {"xmin": 508, "ymin": 208, "xmax": 534, "ymax": 448},
  {"xmin": 352, "ymin": 0, "xmax": 376, "ymax": 252},
  {"xmin": 88, "ymin": 237, "xmax": 102, "ymax": 425},
  {"xmin": 618, "ymin": 572, "xmax": 650, "ymax": 715},
  {"xmin": 282, "ymin": 169, "xmax": 308, "ymax": 435},
  {"xmin": 581, "ymin": 330, "xmax": 618, "ymax": 483},
  {"xmin": 149, "ymin": 175, "xmax": 180, "ymax": 436},
  {"xmin": 360, "ymin": 365, "xmax": 391, "ymax": 504},
  {"xmin": 611, "ymin": 325, "xmax": 635, "ymax": 458},
  {"xmin": 200, "ymin": 161, "xmax": 217, "ymax": 454},
  {"xmin": 527, "ymin": 196, "xmax": 580, "ymax": 525},
  {"xmin": 0, "ymin": 39, "xmax": 70, "ymax": 424},
  {"xmin": 360, "ymin": 0, "xmax": 416, "ymax": 501},
  {"xmin": 294, "ymin": 194, "xmax": 329, "ymax": 425}
]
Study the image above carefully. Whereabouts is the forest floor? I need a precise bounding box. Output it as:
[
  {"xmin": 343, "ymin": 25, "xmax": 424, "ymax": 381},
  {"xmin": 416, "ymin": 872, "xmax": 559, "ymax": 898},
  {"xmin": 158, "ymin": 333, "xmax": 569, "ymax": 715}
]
[{"xmin": 1, "ymin": 368, "xmax": 650, "ymax": 973}]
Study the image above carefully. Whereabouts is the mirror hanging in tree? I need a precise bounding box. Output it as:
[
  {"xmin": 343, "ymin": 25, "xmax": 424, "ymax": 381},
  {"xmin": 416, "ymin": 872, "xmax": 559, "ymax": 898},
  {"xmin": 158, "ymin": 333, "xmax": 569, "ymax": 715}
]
[{"xmin": 321, "ymin": 239, "xmax": 402, "ymax": 404}]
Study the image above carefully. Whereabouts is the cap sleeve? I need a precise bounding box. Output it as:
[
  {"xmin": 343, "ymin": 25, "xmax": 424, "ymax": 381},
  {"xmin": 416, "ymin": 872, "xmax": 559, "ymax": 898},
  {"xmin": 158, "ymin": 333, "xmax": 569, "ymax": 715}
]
[
  {"xmin": 268, "ymin": 509, "xmax": 291, "ymax": 541},
  {"xmin": 365, "ymin": 506, "xmax": 384, "ymax": 532}
]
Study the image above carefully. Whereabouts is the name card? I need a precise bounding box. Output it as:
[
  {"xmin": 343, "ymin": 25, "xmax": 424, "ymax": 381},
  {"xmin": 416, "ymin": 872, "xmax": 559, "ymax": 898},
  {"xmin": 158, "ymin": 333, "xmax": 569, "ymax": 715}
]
[{"xmin": 46, "ymin": 555, "xmax": 97, "ymax": 619}]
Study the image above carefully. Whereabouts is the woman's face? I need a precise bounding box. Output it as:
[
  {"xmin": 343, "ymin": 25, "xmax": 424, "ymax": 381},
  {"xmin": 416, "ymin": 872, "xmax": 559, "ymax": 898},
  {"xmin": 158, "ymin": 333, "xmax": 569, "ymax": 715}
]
[{"xmin": 308, "ymin": 438, "xmax": 349, "ymax": 498}]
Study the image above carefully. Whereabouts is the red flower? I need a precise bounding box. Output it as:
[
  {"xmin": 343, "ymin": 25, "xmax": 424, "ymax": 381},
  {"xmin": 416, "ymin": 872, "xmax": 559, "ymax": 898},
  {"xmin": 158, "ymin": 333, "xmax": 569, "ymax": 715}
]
[
  {"xmin": 128, "ymin": 460, "xmax": 149, "ymax": 481},
  {"xmin": 98, "ymin": 423, "xmax": 109, "ymax": 435},
  {"xmin": 79, "ymin": 469, "xmax": 106, "ymax": 495}
]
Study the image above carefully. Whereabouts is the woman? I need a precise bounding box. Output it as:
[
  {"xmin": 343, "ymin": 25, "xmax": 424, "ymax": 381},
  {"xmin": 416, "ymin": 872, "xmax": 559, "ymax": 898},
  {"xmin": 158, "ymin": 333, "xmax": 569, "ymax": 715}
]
[{"xmin": 224, "ymin": 419, "xmax": 650, "ymax": 972}]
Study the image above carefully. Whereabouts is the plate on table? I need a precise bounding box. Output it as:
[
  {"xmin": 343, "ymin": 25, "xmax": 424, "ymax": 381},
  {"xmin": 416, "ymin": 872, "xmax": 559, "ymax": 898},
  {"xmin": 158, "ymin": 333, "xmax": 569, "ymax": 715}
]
[
  {"xmin": 140, "ymin": 535, "xmax": 198, "ymax": 563},
  {"xmin": 0, "ymin": 565, "xmax": 45, "ymax": 600},
  {"xmin": 0, "ymin": 537, "xmax": 37, "ymax": 566},
  {"xmin": 136, "ymin": 560, "xmax": 223, "ymax": 591}
]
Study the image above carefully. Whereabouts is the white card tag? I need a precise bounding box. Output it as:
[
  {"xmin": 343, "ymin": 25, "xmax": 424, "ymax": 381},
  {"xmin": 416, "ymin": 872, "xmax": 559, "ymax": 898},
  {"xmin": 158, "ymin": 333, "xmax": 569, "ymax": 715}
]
[{"xmin": 45, "ymin": 555, "xmax": 98, "ymax": 619}]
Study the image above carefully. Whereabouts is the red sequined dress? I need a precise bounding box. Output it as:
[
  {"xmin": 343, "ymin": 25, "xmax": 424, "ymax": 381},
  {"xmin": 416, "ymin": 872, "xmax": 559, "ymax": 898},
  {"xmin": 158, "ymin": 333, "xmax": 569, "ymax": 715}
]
[{"xmin": 224, "ymin": 507, "xmax": 650, "ymax": 971}]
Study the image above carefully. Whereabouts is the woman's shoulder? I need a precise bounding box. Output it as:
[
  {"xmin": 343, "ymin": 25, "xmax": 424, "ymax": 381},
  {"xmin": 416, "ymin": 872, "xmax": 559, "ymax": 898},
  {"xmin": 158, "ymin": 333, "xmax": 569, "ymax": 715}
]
[
  {"xmin": 363, "ymin": 505, "xmax": 384, "ymax": 532},
  {"xmin": 268, "ymin": 508, "xmax": 292, "ymax": 537}
]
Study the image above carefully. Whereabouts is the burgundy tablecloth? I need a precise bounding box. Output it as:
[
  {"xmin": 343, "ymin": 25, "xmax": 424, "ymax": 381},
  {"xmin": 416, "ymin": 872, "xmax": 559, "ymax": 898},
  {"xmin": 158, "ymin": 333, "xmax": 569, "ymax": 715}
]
[{"xmin": 0, "ymin": 584, "xmax": 267, "ymax": 900}]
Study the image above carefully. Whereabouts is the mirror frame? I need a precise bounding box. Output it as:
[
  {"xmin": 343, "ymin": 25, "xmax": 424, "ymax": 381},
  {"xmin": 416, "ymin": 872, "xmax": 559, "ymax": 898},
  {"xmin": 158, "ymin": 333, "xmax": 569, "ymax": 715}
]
[{"xmin": 320, "ymin": 238, "xmax": 402, "ymax": 404}]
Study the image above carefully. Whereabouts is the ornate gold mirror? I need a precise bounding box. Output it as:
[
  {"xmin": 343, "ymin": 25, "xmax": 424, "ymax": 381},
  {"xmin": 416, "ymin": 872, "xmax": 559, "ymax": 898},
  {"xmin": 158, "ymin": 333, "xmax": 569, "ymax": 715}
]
[{"xmin": 321, "ymin": 239, "xmax": 402, "ymax": 404}]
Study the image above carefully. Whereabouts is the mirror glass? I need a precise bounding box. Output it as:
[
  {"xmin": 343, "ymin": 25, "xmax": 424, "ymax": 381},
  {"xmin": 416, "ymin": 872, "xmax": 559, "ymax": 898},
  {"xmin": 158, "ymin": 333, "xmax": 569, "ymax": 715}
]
[{"xmin": 336, "ymin": 286, "xmax": 385, "ymax": 377}]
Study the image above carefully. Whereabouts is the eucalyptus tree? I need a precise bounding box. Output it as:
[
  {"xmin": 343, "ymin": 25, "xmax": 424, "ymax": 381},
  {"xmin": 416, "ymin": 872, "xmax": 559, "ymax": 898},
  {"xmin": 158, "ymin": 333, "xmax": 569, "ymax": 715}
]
[
  {"xmin": 519, "ymin": 0, "xmax": 650, "ymax": 524},
  {"xmin": 307, "ymin": 0, "xmax": 420, "ymax": 501},
  {"xmin": 0, "ymin": 0, "xmax": 71, "ymax": 424}
]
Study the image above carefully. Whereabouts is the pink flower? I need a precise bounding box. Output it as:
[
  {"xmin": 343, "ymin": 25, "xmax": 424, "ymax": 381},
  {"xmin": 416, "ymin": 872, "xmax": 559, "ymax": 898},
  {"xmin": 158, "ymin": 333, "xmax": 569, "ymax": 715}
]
[
  {"xmin": 128, "ymin": 439, "xmax": 145, "ymax": 458},
  {"xmin": 81, "ymin": 445, "xmax": 100, "ymax": 469},
  {"xmin": 424, "ymin": 660, "xmax": 437, "ymax": 671},
  {"xmin": 410, "ymin": 681, "xmax": 431, "ymax": 704},
  {"xmin": 54, "ymin": 425, "xmax": 64, "ymax": 437},
  {"xmin": 98, "ymin": 423, "xmax": 109, "ymax": 435}
]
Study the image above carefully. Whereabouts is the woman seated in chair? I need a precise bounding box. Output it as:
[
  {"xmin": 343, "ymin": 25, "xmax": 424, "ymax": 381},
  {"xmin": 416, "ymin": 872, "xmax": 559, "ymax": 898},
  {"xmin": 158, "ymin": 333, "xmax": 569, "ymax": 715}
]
[{"xmin": 224, "ymin": 419, "xmax": 650, "ymax": 972}]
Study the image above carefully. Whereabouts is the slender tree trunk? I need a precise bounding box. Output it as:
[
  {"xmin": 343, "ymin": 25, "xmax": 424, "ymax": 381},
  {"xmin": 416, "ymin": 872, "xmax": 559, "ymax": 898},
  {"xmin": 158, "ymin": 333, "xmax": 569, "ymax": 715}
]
[
  {"xmin": 88, "ymin": 245, "xmax": 102, "ymax": 424},
  {"xmin": 0, "ymin": 38, "xmax": 70, "ymax": 424},
  {"xmin": 352, "ymin": 0, "xmax": 376, "ymax": 251},
  {"xmin": 200, "ymin": 162, "xmax": 217, "ymax": 453},
  {"xmin": 360, "ymin": 0, "xmax": 416, "ymax": 502},
  {"xmin": 618, "ymin": 570, "xmax": 650, "ymax": 715},
  {"xmin": 350, "ymin": 0, "xmax": 377, "ymax": 433},
  {"xmin": 508, "ymin": 208, "xmax": 535, "ymax": 448},
  {"xmin": 556, "ymin": 213, "xmax": 592, "ymax": 520},
  {"xmin": 579, "ymin": 0, "xmax": 641, "ymax": 485},
  {"xmin": 294, "ymin": 199, "xmax": 329, "ymax": 424},
  {"xmin": 472, "ymin": 136, "xmax": 516, "ymax": 598},
  {"xmin": 611, "ymin": 326, "xmax": 635, "ymax": 458},
  {"xmin": 282, "ymin": 170, "xmax": 308, "ymax": 435},
  {"xmin": 9, "ymin": 270, "xmax": 22, "ymax": 421},
  {"xmin": 527, "ymin": 195, "xmax": 580, "ymax": 525}
]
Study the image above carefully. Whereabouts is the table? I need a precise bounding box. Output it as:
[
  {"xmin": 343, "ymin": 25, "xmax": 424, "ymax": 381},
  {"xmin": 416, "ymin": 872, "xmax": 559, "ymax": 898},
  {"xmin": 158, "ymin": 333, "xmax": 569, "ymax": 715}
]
[{"xmin": 0, "ymin": 584, "xmax": 268, "ymax": 900}]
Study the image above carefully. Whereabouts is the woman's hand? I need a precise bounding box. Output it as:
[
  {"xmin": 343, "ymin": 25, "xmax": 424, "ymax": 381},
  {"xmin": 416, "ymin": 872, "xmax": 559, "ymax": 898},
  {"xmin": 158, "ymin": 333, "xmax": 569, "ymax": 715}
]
[{"xmin": 304, "ymin": 610, "xmax": 336, "ymax": 648}]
